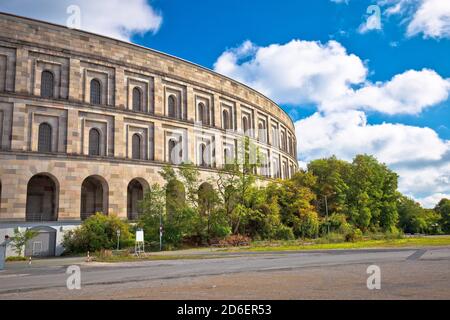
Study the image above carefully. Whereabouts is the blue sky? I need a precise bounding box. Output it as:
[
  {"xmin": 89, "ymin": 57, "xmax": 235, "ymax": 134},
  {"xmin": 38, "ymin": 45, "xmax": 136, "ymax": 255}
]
[{"xmin": 0, "ymin": 0, "xmax": 449, "ymax": 207}]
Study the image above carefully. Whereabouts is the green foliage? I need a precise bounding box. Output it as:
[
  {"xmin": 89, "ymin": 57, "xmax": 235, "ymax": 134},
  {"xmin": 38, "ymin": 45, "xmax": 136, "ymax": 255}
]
[
  {"xmin": 435, "ymin": 198, "xmax": 450, "ymax": 233},
  {"xmin": 138, "ymin": 183, "xmax": 166, "ymax": 243},
  {"xmin": 398, "ymin": 196, "xmax": 442, "ymax": 234},
  {"xmin": 62, "ymin": 154, "xmax": 448, "ymax": 254},
  {"xmin": 11, "ymin": 227, "xmax": 38, "ymax": 256},
  {"xmin": 62, "ymin": 213, "xmax": 132, "ymax": 253}
]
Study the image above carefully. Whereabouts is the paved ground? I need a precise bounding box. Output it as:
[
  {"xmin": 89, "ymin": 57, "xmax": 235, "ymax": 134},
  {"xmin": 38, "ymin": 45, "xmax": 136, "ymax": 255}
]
[{"xmin": 0, "ymin": 247, "xmax": 449, "ymax": 299}]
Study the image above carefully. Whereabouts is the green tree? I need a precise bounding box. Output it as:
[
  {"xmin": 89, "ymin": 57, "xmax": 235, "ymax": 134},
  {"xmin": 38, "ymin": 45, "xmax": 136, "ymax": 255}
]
[
  {"xmin": 138, "ymin": 183, "xmax": 166, "ymax": 243},
  {"xmin": 435, "ymin": 198, "xmax": 450, "ymax": 233},
  {"xmin": 398, "ymin": 196, "xmax": 441, "ymax": 234},
  {"xmin": 11, "ymin": 227, "xmax": 38, "ymax": 257}
]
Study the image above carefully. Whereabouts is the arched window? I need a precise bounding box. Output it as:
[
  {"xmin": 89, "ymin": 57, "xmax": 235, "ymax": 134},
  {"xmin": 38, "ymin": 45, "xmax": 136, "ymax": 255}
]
[
  {"xmin": 242, "ymin": 116, "xmax": 249, "ymax": 135},
  {"xmin": 81, "ymin": 175, "xmax": 108, "ymax": 220},
  {"xmin": 127, "ymin": 179, "xmax": 146, "ymax": 220},
  {"xmin": 38, "ymin": 123, "xmax": 52, "ymax": 153},
  {"xmin": 90, "ymin": 79, "xmax": 101, "ymax": 105},
  {"xmin": 132, "ymin": 87, "xmax": 142, "ymax": 112},
  {"xmin": 198, "ymin": 103, "xmax": 205, "ymax": 124},
  {"xmin": 224, "ymin": 148, "xmax": 231, "ymax": 165},
  {"xmin": 258, "ymin": 122, "xmax": 266, "ymax": 142},
  {"xmin": 199, "ymin": 143, "xmax": 207, "ymax": 167},
  {"xmin": 168, "ymin": 95, "xmax": 176, "ymax": 118},
  {"xmin": 88, "ymin": 128, "xmax": 101, "ymax": 156},
  {"xmin": 132, "ymin": 134, "xmax": 141, "ymax": 160},
  {"xmin": 222, "ymin": 110, "xmax": 229, "ymax": 130},
  {"xmin": 26, "ymin": 174, "xmax": 58, "ymax": 222},
  {"xmin": 168, "ymin": 139, "xmax": 176, "ymax": 164},
  {"xmin": 41, "ymin": 70, "xmax": 54, "ymax": 98}
]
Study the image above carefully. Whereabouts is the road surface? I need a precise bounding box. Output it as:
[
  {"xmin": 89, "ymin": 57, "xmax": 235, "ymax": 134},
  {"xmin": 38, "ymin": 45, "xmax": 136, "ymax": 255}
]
[{"xmin": 0, "ymin": 247, "xmax": 449, "ymax": 299}]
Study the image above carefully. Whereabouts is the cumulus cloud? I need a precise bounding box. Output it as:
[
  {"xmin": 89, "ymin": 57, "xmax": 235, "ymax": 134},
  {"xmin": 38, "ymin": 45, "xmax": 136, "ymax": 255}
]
[
  {"xmin": 214, "ymin": 39, "xmax": 368, "ymax": 106},
  {"xmin": 324, "ymin": 69, "xmax": 450, "ymax": 114},
  {"xmin": 381, "ymin": 0, "xmax": 450, "ymax": 39},
  {"xmin": 0, "ymin": 0, "xmax": 163, "ymax": 41},
  {"xmin": 407, "ymin": 0, "xmax": 450, "ymax": 38},
  {"xmin": 214, "ymin": 40, "xmax": 450, "ymax": 115},
  {"xmin": 295, "ymin": 111, "xmax": 450, "ymax": 208}
]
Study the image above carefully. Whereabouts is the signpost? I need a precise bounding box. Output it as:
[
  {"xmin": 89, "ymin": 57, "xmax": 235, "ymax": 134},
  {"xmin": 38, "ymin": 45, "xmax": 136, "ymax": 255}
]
[
  {"xmin": 135, "ymin": 229, "xmax": 144, "ymax": 256},
  {"xmin": 159, "ymin": 224, "xmax": 163, "ymax": 251},
  {"xmin": 116, "ymin": 229, "xmax": 121, "ymax": 250}
]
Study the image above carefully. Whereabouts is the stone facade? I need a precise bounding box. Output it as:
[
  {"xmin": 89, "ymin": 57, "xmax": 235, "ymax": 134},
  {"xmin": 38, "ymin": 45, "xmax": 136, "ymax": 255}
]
[{"xmin": 0, "ymin": 13, "xmax": 298, "ymax": 255}]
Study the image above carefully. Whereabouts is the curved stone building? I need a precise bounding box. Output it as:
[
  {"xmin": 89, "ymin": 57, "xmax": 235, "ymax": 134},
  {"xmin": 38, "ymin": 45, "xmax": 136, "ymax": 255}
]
[{"xmin": 0, "ymin": 13, "xmax": 298, "ymax": 256}]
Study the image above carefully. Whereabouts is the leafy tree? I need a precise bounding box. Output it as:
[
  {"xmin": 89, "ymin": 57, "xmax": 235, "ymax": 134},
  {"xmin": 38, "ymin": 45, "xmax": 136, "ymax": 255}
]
[
  {"xmin": 138, "ymin": 183, "xmax": 166, "ymax": 243},
  {"xmin": 435, "ymin": 198, "xmax": 450, "ymax": 233},
  {"xmin": 398, "ymin": 196, "xmax": 441, "ymax": 234},
  {"xmin": 11, "ymin": 227, "xmax": 38, "ymax": 256}
]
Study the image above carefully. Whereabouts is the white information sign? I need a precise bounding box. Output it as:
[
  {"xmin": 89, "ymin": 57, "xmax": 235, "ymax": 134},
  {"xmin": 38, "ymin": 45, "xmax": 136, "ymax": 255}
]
[{"xmin": 136, "ymin": 230, "xmax": 144, "ymax": 242}]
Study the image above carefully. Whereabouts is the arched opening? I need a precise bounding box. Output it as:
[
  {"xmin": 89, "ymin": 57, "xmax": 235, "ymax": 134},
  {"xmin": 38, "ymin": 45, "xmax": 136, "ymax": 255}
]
[
  {"xmin": 198, "ymin": 182, "xmax": 215, "ymax": 217},
  {"xmin": 224, "ymin": 148, "xmax": 232, "ymax": 165},
  {"xmin": 26, "ymin": 174, "xmax": 59, "ymax": 221},
  {"xmin": 168, "ymin": 138, "xmax": 182, "ymax": 164},
  {"xmin": 41, "ymin": 70, "xmax": 54, "ymax": 98},
  {"xmin": 90, "ymin": 79, "xmax": 101, "ymax": 105},
  {"xmin": 166, "ymin": 179, "xmax": 185, "ymax": 216},
  {"xmin": 168, "ymin": 139, "xmax": 176, "ymax": 164},
  {"xmin": 222, "ymin": 110, "xmax": 229, "ymax": 130},
  {"xmin": 127, "ymin": 178, "xmax": 148, "ymax": 221},
  {"xmin": 132, "ymin": 133, "xmax": 142, "ymax": 160},
  {"xmin": 198, "ymin": 143, "xmax": 205, "ymax": 167},
  {"xmin": 242, "ymin": 116, "xmax": 249, "ymax": 135},
  {"xmin": 132, "ymin": 87, "xmax": 142, "ymax": 112},
  {"xmin": 198, "ymin": 103, "xmax": 204, "ymax": 124},
  {"xmin": 88, "ymin": 128, "xmax": 101, "ymax": 156},
  {"xmin": 80, "ymin": 175, "xmax": 108, "ymax": 220},
  {"xmin": 24, "ymin": 226, "xmax": 57, "ymax": 257},
  {"xmin": 258, "ymin": 122, "xmax": 266, "ymax": 142},
  {"xmin": 38, "ymin": 122, "xmax": 52, "ymax": 153},
  {"xmin": 168, "ymin": 95, "xmax": 176, "ymax": 118}
]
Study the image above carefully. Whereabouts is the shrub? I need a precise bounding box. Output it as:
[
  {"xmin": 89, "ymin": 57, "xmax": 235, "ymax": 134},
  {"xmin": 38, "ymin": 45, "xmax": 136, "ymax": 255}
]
[
  {"xmin": 272, "ymin": 225, "xmax": 295, "ymax": 240},
  {"xmin": 62, "ymin": 213, "xmax": 132, "ymax": 254},
  {"xmin": 345, "ymin": 228, "xmax": 363, "ymax": 242}
]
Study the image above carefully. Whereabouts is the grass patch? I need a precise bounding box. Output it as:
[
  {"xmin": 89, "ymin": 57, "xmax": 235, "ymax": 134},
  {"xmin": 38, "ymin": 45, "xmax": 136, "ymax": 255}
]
[
  {"xmin": 5, "ymin": 256, "xmax": 28, "ymax": 262},
  {"xmin": 92, "ymin": 251, "xmax": 227, "ymax": 263},
  {"xmin": 234, "ymin": 235, "xmax": 450, "ymax": 252}
]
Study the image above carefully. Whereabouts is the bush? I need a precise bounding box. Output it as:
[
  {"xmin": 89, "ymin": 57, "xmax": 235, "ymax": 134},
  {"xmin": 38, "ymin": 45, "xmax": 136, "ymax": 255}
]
[
  {"xmin": 345, "ymin": 228, "xmax": 363, "ymax": 242},
  {"xmin": 272, "ymin": 225, "xmax": 295, "ymax": 240},
  {"xmin": 62, "ymin": 213, "xmax": 132, "ymax": 254}
]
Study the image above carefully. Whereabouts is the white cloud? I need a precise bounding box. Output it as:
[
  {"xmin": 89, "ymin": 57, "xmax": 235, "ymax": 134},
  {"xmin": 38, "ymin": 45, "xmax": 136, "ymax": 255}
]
[
  {"xmin": 214, "ymin": 40, "xmax": 450, "ymax": 207},
  {"xmin": 407, "ymin": 0, "xmax": 450, "ymax": 38},
  {"xmin": 214, "ymin": 39, "xmax": 368, "ymax": 106},
  {"xmin": 214, "ymin": 40, "xmax": 450, "ymax": 115},
  {"xmin": 381, "ymin": 0, "xmax": 450, "ymax": 39},
  {"xmin": 417, "ymin": 193, "xmax": 450, "ymax": 209},
  {"xmin": 0, "ymin": 0, "xmax": 162, "ymax": 41},
  {"xmin": 324, "ymin": 69, "xmax": 450, "ymax": 115},
  {"xmin": 295, "ymin": 111, "xmax": 450, "ymax": 208}
]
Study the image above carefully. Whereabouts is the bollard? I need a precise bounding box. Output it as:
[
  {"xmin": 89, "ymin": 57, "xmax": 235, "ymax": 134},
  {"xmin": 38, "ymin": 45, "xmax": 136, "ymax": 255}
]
[{"xmin": 28, "ymin": 256, "xmax": 32, "ymax": 266}]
